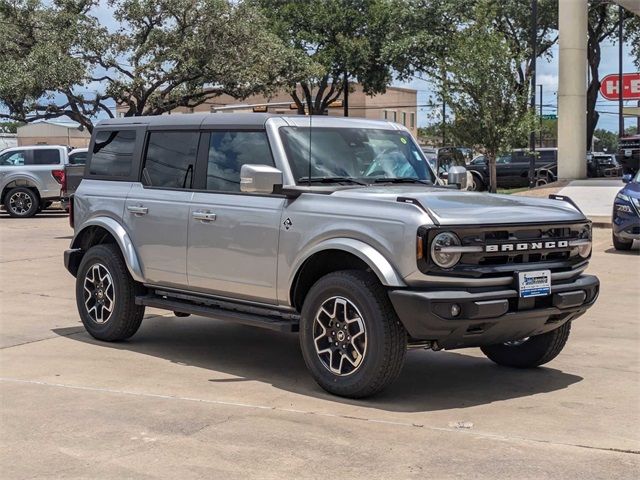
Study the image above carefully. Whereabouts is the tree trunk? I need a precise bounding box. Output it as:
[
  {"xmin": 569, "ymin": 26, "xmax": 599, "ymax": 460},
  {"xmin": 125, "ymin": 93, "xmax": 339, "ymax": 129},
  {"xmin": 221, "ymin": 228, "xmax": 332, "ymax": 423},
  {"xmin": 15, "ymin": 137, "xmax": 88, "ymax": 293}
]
[
  {"xmin": 488, "ymin": 151, "xmax": 497, "ymax": 193},
  {"xmin": 586, "ymin": 25, "xmax": 601, "ymax": 151}
]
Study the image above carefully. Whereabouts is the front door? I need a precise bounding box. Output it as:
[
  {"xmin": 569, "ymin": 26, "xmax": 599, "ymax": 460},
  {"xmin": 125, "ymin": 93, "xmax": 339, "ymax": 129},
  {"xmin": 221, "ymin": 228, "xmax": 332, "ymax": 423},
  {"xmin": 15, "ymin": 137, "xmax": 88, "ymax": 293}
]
[{"xmin": 187, "ymin": 130, "xmax": 284, "ymax": 304}]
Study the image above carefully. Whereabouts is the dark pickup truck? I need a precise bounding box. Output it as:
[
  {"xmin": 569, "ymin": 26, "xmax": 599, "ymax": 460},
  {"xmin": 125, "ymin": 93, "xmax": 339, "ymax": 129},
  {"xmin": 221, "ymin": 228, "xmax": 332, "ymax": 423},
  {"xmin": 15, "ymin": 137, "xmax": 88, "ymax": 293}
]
[
  {"xmin": 467, "ymin": 148, "xmax": 558, "ymax": 190},
  {"xmin": 61, "ymin": 148, "xmax": 88, "ymax": 211}
]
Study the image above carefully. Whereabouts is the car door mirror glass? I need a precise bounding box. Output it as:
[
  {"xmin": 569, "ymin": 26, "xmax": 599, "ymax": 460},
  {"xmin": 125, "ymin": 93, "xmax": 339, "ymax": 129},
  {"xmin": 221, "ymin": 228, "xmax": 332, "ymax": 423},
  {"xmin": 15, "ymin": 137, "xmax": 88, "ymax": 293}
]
[{"xmin": 240, "ymin": 164, "xmax": 283, "ymax": 194}]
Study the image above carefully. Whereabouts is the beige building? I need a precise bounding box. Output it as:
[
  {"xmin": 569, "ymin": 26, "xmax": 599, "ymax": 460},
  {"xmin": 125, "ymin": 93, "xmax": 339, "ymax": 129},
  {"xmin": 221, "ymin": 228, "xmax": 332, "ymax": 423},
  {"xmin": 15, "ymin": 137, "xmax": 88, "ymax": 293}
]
[
  {"xmin": 17, "ymin": 121, "xmax": 90, "ymax": 148},
  {"xmin": 118, "ymin": 84, "xmax": 418, "ymax": 137}
]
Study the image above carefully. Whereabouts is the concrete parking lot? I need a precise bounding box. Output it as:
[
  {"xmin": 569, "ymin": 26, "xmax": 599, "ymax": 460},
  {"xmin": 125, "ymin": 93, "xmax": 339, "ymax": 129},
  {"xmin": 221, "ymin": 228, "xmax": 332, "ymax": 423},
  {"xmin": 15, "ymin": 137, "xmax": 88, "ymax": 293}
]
[{"xmin": 1, "ymin": 212, "xmax": 639, "ymax": 479}]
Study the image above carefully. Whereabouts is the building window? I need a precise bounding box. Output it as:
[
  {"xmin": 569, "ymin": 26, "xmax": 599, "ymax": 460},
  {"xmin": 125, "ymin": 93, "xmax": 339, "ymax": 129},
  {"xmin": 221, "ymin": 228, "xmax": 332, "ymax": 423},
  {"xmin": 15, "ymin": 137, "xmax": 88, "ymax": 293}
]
[
  {"xmin": 410, "ymin": 113, "xmax": 415, "ymax": 128},
  {"xmin": 392, "ymin": 111, "xmax": 397, "ymax": 122},
  {"xmin": 402, "ymin": 112, "xmax": 407, "ymax": 126},
  {"xmin": 383, "ymin": 110, "xmax": 388, "ymax": 120}
]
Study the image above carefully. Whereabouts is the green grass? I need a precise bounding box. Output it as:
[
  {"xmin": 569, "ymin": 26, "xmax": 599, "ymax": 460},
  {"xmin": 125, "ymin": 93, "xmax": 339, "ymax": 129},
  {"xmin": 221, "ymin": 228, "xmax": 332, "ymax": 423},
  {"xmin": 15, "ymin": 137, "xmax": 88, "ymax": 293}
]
[{"xmin": 496, "ymin": 187, "xmax": 530, "ymax": 195}]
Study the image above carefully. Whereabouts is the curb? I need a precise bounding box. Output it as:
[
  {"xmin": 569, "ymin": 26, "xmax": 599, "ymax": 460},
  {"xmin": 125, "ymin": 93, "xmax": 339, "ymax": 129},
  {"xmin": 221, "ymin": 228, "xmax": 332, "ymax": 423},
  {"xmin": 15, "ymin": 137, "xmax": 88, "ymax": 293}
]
[{"xmin": 588, "ymin": 215, "xmax": 611, "ymax": 229}]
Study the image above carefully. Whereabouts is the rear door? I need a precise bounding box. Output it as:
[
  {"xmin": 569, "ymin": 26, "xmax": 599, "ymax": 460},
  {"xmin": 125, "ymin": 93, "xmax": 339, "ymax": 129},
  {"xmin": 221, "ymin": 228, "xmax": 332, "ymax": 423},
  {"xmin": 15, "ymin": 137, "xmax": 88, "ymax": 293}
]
[
  {"xmin": 124, "ymin": 130, "xmax": 199, "ymax": 288},
  {"xmin": 187, "ymin": 129, "xmax": 284, "ymax": 304}
]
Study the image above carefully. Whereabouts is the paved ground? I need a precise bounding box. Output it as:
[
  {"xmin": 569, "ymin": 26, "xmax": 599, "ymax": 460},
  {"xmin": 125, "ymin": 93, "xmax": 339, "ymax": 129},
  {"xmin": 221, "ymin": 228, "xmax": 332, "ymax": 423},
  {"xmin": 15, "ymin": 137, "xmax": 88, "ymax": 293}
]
[
  {"xmin": 558, "ymin": 179, "xmax": 624, "ymax": 226},
  {"xmin": 1, "ymin": 212, "xmax": 639, "ymax": 479}
]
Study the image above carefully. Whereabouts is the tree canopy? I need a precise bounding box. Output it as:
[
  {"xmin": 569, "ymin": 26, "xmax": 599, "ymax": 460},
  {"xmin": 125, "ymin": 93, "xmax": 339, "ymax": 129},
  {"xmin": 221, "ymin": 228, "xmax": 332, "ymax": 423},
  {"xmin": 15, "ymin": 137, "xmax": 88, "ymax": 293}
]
[{"xmin": 0, "ymin": 0, "xmax": 291, "ymax": 130}]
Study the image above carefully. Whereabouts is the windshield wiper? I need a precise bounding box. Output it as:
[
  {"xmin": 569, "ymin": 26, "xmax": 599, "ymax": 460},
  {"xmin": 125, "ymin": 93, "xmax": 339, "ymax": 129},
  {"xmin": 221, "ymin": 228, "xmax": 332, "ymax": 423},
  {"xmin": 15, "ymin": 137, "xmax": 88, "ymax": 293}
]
[
  {"xmin": 372, "ymin": 177, "xmax": 431, "ymax": 185},
  {"xmin": 298, "ymin": 176, "xmax": 367, "ymax": 185}
]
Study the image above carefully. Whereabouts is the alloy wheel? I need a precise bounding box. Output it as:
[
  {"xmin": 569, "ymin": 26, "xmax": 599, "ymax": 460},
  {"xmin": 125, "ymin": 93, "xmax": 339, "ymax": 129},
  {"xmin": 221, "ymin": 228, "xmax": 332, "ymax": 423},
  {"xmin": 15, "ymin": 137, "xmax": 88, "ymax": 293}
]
[
  {"xmin": 83, "ymin": 263, "xmax": 115, "ymax": 324},
  {"xmin": 313, "ymin": 296, "xmax": 367, "ymax": 376},
  {"xmin": 9, "ymin": 191, "xmax": 33, "ymax": 216}
]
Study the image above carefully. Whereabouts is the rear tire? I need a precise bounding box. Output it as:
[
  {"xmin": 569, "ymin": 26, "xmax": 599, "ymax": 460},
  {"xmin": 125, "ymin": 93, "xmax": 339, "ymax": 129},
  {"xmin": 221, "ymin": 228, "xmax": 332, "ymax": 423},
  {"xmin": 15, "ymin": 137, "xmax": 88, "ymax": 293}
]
[
  {"xmin": 76, "ymin": 244, "xmax": 145, "ymax": 341},
  {"xmin": 470, "ymin": 175, "xmax": 485, "ymax": 191},
  {"xmin": 481, "ymin": 322, "xmax": 571, "ymax": 368},
  {"xmin": 4, "ymin": 187, "xmax": 39, "ymax": 218},
  {"xmin": 612, "ymin": 231, "xmax": 633, "ymax": 251},
  {"xmin": 299, "ymin": 270, "xmax": 407, "ymax": 398}
]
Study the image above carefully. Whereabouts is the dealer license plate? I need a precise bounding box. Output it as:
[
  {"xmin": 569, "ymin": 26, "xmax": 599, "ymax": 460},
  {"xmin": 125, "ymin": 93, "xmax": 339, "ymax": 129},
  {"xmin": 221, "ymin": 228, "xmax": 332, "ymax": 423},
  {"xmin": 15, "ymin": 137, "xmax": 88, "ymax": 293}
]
[{"xmin": 518, "ymin": 270, "xmax": 551, "ymax": 298}]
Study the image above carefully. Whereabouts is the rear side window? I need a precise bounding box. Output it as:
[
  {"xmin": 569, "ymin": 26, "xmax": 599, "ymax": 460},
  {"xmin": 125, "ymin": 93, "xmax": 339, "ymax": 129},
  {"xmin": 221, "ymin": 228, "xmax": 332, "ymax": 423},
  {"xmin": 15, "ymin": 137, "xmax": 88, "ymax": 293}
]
[
  {"xmin": 31, "ymin": 149, "xmax": 61, "ymax": 165},
  {"xmin": 538, "ymin": 150, "xmax": 557, "ymax": 163},
  {"xmin": 0, "ymin": 150, "xmax": 26, "ymax": 166},
  {"xmin": 142, "ymin": 131, "xmax": 199, "ymax": 189},
  {"xmin": 68, "ymin": 151, "xmax": 87, "ymax": 165},
  {"xmin": 206, "ymin": 131, "xmax": 273, "ymax": 192},
  {"xmin": 90, "ymin": 130, "xmax": 136, "ymax": 177}
]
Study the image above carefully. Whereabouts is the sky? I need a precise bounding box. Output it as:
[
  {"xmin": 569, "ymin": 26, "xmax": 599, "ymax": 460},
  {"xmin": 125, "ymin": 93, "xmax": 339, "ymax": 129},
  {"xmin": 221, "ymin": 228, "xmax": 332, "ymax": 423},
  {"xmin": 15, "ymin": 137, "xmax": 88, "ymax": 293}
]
[{"xmin": 396, "ymin": 39, "xmax": 639, "ymax": 133}]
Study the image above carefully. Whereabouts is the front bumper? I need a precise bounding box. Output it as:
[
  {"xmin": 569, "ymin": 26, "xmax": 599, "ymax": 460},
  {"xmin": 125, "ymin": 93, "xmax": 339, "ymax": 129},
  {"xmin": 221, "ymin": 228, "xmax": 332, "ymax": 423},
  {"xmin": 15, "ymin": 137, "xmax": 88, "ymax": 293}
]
[{"xmin": 388, "ymin": 274, "xmax": 599, "ymax": 349}]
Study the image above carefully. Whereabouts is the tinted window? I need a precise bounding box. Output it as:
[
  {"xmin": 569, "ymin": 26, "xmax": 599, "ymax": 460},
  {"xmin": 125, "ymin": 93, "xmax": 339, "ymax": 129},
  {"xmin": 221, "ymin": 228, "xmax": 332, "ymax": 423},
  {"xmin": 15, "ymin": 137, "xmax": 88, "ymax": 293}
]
[
  {"xmin": 0, "ymin": 150, "xmax": 26, "ymax": 166},
  {"xmin": 90, "ymin": 130, "xmax": 136, "ymax": 177},
  {"xmin": 206, "ymin": 131, "xmax": 273, "ymax": 192},
  {"xmin": 68, "ymin": 151, "xmax": 87, "ymax": 165},
  {"xmin": 31, "ymin": 149, "xmax": 61, "ymax": 165},
  {"xmin": 142, "ymin": 132, "xmax": 199, "ymax": 189},
  {"xmin": 538, "ymin": 150, "xmax": 557, "ymax": 163}
]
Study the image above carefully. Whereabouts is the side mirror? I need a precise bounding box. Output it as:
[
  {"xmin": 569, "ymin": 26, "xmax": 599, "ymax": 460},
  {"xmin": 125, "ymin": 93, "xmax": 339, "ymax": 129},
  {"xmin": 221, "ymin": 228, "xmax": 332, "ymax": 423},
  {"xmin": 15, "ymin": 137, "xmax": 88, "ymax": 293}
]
[
  {"xmin": 448, "ymin": 165, "xmax": 468, "ymax": 190},
  {"xmin": 240, "ymin": 164, "xmax": 283, "ymax": 194},
  {"xmin": 622, "ymin": 173, "xmax": 632, "ymax": 184}
]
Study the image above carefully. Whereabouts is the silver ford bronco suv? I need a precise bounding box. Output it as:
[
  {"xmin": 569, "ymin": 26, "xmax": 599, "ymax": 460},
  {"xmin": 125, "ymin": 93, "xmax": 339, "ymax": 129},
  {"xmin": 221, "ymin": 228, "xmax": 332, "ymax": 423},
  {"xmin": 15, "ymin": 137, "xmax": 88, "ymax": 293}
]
[{"xmin": 64, "ymin": 114, "xmax": 599, "ymax": 398}]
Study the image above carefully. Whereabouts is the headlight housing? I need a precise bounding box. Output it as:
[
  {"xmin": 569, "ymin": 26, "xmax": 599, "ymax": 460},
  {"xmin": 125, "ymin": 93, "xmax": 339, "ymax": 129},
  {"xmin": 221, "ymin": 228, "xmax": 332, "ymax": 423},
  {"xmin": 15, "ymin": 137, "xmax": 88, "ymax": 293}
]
[
  {"xmin": 576, "ymin": 224, "xmax": 592, "ymax": 258},
  {"xmin": 430, "ymin": 232, "xmax": 462, "ymax": 268},
  {"xmin": 616, "ymin": 192, "xmax": 630, "ymax": 202}
]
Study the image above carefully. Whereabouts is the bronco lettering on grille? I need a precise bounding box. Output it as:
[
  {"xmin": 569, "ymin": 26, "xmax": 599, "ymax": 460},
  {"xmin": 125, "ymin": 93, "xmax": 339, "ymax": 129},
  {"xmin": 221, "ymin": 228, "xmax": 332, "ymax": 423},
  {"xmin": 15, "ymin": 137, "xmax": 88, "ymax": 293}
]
[{"xmin": 485, "ymin": 240, "xmax": 569, "ymax": 252}]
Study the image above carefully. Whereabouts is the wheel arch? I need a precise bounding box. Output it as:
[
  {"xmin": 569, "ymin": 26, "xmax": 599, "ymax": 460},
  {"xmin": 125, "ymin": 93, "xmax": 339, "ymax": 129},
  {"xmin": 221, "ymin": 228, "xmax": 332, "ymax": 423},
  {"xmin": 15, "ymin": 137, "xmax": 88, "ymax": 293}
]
[
  {"xmin": 289, "ymin": 238, "xmax": 405, "ymax": 310},
  {"xmin": 1, "ymin": 175, "xmax": 42, "ymax": 204},
  {"xmin": 71, "ymin": 217, "xmax": 144, "ymax": 282}
]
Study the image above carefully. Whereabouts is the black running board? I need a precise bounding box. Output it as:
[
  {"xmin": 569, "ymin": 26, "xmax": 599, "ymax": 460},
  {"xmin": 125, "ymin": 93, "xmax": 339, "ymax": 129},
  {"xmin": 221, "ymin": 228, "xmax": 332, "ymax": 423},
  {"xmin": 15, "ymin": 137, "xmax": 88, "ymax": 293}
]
[{"xmin": 136, "ymin": 294, "xmax": 299, "ymax": 333}]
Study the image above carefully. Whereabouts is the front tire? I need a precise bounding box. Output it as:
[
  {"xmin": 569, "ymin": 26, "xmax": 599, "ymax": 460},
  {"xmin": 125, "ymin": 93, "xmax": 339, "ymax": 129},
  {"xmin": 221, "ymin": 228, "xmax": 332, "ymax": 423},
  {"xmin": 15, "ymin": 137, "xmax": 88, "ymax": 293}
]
[
  {"xmin": 4, "ymin": 187, "xmax": 39, "ymax": 218},
  {"xmin": 481, "ymin": 322, "xmax": 571, "ymax": 368},
  {"xmin": 76, "ymin": 244, "xmax": 145, "ymax": 341},
  {"xmin": 469, "ymin": 175, "xmax": 485, "ymax": 191},
  {"xmin": 299, "ymin": 270, "xmax": 407, "ymax": 398},
  {"xmin": 612, "ymin": 231, "xmax": 633, "ymax": 250}
]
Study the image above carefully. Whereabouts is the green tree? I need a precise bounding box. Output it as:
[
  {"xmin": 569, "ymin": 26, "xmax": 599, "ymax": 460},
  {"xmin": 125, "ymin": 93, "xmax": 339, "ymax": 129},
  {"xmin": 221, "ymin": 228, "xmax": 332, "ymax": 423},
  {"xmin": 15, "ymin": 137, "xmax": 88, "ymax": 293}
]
[
  {"xmin": 593, "ymin": 129, "xmax": 618, "ymax": 152},
  {"xmin": 253, "ymin": 0, "xmax": 414, "ymax": 115},
  {"xmin": 586, "ymin": 3, "xmax": 639, "ymax": 149},
  {"xmin": 0, "ymin": 0, "xmax": 290, "ymax": 130},
  {"xmin": 440, "ymin": 26, "xmax": 536, "ymax": 192}
]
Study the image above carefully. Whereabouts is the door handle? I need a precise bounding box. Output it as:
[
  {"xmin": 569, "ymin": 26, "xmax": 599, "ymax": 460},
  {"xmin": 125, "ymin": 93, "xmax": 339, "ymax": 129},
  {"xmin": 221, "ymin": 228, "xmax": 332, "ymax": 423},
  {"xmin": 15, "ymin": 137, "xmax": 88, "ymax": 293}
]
[
  {"xmin": 192, "ymin": 211, "xmax": 217, "ymax": 222},
  {"xmin": 127, "ymin": 205, "xmax": 148, "ymax": 215}
]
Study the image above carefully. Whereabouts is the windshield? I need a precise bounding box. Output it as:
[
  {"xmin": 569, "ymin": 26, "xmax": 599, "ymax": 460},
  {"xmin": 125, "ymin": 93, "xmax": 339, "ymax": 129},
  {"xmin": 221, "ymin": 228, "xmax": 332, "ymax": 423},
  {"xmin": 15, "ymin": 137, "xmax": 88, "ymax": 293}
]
[{"xmin": 279, "ymin": 127, "xmax": 435, "ymax": 185}]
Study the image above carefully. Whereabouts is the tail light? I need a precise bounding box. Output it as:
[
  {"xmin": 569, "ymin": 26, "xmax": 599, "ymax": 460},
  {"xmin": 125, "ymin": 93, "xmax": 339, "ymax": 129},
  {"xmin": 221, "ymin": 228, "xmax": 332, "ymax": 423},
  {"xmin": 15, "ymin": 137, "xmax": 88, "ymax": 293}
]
[{"xmin": 52, "ymin": 169, "xmax": 65, "ymax": 187}]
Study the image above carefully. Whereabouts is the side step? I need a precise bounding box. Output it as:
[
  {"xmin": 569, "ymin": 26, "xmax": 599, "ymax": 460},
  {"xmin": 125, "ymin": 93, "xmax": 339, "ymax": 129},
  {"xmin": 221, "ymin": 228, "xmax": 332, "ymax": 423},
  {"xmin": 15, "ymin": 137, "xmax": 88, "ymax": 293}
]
[{"xmin": 136, "ymin": 294, "xmax": 299, "ymax": 333}]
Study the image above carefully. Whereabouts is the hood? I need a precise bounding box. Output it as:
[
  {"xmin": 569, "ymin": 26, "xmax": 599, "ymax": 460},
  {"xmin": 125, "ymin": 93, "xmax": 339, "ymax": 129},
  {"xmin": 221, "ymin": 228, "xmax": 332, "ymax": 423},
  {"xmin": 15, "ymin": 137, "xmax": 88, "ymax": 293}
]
[
  {"xmin": 622, "ymin": 181, "xmax": 640, "ymax": 197},
  {"xmin": 330, "ymin": 186, "xmax": 586, "ymax": 226}
]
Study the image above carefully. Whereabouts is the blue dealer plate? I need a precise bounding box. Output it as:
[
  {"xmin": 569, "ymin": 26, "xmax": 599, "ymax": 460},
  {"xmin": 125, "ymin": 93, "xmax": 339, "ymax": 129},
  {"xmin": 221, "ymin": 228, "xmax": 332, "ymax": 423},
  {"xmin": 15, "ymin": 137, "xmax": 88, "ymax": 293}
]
[{"xmin": 518, "ymin": 270, "xmax": 551, "ymax": 298}]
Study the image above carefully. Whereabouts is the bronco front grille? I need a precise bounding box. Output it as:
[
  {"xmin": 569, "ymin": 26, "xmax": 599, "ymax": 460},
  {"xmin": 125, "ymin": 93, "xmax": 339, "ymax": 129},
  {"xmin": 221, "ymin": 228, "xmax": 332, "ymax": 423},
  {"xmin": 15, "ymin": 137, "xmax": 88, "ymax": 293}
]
[{"xmin": 418, "ymin": 222, "xmax": 590, "ymax": 278}]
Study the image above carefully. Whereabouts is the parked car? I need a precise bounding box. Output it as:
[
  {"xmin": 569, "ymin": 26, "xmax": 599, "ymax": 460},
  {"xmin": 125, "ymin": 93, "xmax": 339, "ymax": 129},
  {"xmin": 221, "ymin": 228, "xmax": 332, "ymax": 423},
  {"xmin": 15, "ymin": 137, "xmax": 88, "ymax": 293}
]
[
  {"xmin": 61, "ymin": 148, "xmax": 88, "ymax": 211},
  {"xmin": 65, "ymin": 114, "xmax": 599, "ymax": 398},
  {"xmin": 467, "ymin": 148, "xmax": 558, "ymax": 190},
  {"xmin": 618, "ymin": 134, "xmax": 639, "ymax": 175},
  {"xmin": 587, "ymin": 153, "xmax": 622, "ymax": 178},
  {"xmin": 612, "ymin": 171, "xmax": 640, "ymax": 250},
  {"xmin": 0, "ymin": 145, "xmax": 68, "ymax": 217}
]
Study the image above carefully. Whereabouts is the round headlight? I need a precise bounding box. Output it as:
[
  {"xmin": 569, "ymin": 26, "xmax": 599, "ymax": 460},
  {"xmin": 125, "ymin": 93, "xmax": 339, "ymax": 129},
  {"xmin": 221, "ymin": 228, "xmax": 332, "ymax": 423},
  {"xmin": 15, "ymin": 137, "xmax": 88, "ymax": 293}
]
[
  {"xmin": 577, "ymin": 225, "xmax": 592, "ymax": 258},
  {"xmin": 430, "ymin": 232, "xmax": 462, "ymax": 268}
]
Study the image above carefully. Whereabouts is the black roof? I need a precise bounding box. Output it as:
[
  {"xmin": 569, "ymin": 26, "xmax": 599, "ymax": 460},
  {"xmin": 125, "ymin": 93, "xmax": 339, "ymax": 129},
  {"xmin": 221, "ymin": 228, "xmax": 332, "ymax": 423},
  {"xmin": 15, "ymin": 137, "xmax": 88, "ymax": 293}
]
[{"xmin": 95, "ymin": 113, "xmax": 275, "ymax": 129}]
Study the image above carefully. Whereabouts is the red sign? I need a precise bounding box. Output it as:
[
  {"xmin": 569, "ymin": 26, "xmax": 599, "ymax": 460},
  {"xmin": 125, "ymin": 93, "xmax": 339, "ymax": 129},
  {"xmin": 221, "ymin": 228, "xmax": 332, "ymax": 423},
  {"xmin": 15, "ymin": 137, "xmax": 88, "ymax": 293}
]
[{"xmin": 599, "ymin": 73, "xmax": 640, "ymax": 101}]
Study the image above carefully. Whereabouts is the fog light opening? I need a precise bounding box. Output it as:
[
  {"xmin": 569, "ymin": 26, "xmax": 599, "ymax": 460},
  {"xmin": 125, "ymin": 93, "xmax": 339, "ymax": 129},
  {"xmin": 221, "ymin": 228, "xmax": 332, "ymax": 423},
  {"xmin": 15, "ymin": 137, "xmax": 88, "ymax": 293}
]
[{"xmin": 450, "ymin": 303, "xmax": 461, "ymax": 317}]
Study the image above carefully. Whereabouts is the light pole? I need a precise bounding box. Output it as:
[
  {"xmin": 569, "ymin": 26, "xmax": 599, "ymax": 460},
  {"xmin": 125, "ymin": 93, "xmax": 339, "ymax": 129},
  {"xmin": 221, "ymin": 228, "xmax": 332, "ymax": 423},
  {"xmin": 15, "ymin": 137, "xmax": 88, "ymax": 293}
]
[{"xmin": 528, "ymin": 0, "xmax": 537, "ymax": 188}]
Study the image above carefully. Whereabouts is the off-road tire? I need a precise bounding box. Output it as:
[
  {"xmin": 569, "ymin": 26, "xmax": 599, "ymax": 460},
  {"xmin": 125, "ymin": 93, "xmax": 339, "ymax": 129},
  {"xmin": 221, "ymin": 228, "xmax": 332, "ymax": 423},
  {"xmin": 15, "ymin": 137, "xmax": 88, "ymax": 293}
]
[
  {"xmin": 4, "ymin": 187, "xmax": 39, "ymax": 218},
  {"xmin": 76, "ymin": 244, "xmax": 145, "ymax": 341},
  {"xmin": 612, "ymin": 231, "xmax": 633, "ymax": 251},
  {"xmin": 481, "ymin": 321, "xmax": 571, "ymax": 368},
  {"xmin": 299, "ymin": 270, "xmax": 407, "ymax": 398}
]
